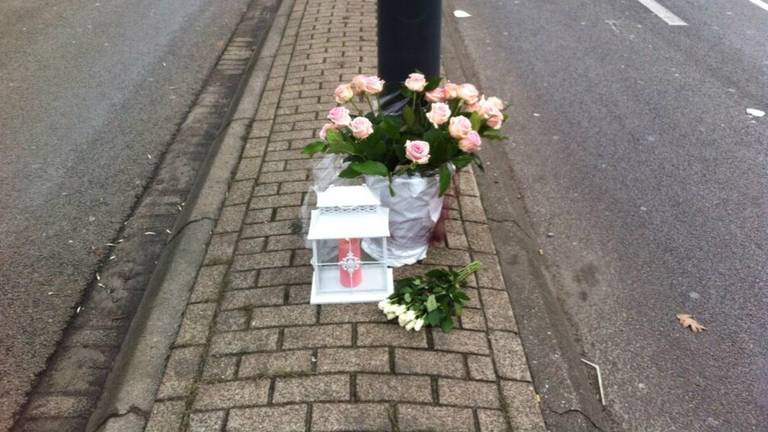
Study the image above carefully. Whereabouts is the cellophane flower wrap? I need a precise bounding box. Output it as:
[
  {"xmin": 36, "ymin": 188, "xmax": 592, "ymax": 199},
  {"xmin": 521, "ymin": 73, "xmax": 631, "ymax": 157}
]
[{"xmin": 303, "ymin": 72, "xmax": 509, "ymax": 195}]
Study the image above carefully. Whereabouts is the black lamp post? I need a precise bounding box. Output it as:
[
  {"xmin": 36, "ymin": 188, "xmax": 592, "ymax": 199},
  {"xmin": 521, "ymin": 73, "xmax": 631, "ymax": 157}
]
[{"xmin": 377, "ymin": 0, "xmax": 442, "ymax": 113}]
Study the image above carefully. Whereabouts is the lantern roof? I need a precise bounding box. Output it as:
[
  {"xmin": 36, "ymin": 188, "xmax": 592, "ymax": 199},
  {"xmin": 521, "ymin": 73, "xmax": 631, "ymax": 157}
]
[
  {"xmin": 316, "ymin": 184, "xmax": 380, "ymax": 208},
  {"xmin": 307, "ymin": 185, "xmax": 389, "ymax": 240}
]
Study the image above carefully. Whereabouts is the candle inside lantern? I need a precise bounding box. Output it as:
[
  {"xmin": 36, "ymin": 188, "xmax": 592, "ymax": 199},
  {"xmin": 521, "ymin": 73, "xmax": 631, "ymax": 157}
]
[{"xmin": 338, "ymin": 238, "xmax": 362, "ymax": 288}]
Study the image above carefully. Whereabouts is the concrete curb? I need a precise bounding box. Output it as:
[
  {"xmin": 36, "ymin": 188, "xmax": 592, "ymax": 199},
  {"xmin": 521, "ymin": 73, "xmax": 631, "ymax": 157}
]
[
  {"xmin": 85, "ymin": 1, "xmax": 291, "ymax": 430},
  {"xmin": 441, "ymin": 2, "xmax": 617, "ymax": 431}
]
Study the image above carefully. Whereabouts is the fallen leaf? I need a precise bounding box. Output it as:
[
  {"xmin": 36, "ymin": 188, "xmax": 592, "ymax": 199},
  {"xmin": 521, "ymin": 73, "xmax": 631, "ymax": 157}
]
[{"xmin": 676, "ymin": 313, "xmax": 706, "ymax": 333}]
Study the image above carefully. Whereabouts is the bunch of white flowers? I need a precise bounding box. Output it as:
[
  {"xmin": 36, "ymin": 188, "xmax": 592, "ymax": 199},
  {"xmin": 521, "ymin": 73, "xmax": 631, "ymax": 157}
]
[{"xmin": 378, "ymin": 299, "xmax": 425, "ymax": 331}]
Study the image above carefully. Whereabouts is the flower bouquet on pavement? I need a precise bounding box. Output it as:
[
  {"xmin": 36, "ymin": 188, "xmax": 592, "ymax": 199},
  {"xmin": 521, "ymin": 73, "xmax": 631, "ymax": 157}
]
[
  {"xmin": 304, "ymin": 73, "xmax": 509, "ymax": 266},
  {"xmin": 378, "ymin": 261, "xmax": 481, "ymax": 333}
]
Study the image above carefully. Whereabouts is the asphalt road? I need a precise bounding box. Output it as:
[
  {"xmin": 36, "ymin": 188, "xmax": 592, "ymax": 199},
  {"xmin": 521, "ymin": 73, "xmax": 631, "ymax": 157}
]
[
  {"xmin": 449, "ymin": 0, "xmax": 768, "ymax": 430},
  {"xmin": 0, "ymin": 0, "xmax": 250, "ymax": 427}
]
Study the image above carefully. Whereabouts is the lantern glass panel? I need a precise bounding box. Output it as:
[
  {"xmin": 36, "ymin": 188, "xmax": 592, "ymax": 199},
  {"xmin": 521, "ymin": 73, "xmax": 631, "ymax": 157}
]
[{"xmin": 312, "ymin": 237, "xmax": 388, "ymax": 295}]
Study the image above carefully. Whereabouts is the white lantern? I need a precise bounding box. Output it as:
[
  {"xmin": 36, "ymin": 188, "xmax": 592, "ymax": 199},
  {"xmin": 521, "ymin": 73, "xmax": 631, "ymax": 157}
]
[{"xmin": 307, "ymin": 185, "xmax": 394, "ymax": 304}]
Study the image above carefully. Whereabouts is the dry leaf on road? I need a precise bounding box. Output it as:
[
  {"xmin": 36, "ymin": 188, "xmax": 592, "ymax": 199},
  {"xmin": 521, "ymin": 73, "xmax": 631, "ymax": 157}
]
[{"xmin": 677, "ymin": 313, "xmax": 707, "ymax": 333}]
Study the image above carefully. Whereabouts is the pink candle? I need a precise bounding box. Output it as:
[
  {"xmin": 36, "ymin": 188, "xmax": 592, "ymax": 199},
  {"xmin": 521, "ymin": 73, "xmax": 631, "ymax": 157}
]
[{"xmin": 338, "ymin": 238, "xmax": 362, "ymax": 288}]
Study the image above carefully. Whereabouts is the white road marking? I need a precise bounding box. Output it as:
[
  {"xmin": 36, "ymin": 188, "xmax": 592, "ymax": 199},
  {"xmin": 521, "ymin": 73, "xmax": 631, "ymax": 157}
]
[
  {"xmin": 635, "ymin": 0, "xmax": 688, "ymax": 26},
  {"xmin": 748, "ymin": 0, "xmax": 768, "ymax": 12}
]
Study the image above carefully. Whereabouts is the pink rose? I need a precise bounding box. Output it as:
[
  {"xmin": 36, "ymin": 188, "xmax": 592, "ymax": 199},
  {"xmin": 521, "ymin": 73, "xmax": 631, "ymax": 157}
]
[
  {"xmin": 362, "ymin": 75, "xmax": 385, "ymax": 94},
  {"xmin": 443, "ymin": 81, "xmax": 460, "ymax": 99},
  {"xmin": 425, "ymin": 102, "xmax": 451, "ymax": 127},
  {"xmin": 425, "ymin": 87, "xmax": 446, "ymax": 103},
  {"xmin": 351, "ymin": 75, "xmax": 368, "ymax": 94},
  {"xmin": 448, "ymin": 115, "xmax": 473, "ymax": 139},
  {"xmin": 485, "ymin": 96, "xmax": 504, "ymax": 111},
  {"xmin": 319, "ymin": 123, "xmax": 337, "ymax": 140},
  {"xmin": 486, "ymin": 111, "xmax": 504, "ymax": 129},
  {"xmin": 334, "ymin": 83, "xmax": 354, "ymax": 104},
  {"xmin": 459, "ymin": 131, "xmax": 482, "ymax": 153},
  {"xmin": 458, "ymin": 83, "xmax": 480, "ymax": 104},
  {"xmin": 404, "ymin": 140, "xmax": 430, "ymax": 164},
  {"xmin": 464, "ymin": 100, "xmax": 482, "ymax": 113},
  {"xmin": 350, "ymin": 116, "xmax": 374, "ymax": 139},
  {"xmin": 404, "ymin": 72, "xmax": 427, "ymax": 92},
  {"xmin": 327, "ymin": 106, "xmax": 351, "ymax": 126}
]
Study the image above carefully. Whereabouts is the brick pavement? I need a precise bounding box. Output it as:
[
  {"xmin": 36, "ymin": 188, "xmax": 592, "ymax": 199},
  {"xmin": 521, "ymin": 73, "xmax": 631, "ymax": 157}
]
[{"xmin": 144, "ymin": 0, "xmax": 547, "ymax": 430}]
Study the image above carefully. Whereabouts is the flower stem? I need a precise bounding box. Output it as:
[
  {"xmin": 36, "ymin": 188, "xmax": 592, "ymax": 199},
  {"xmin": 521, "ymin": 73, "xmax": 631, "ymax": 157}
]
[
  {"xmin": 349, "ymin": 99, "xmax": 363, "ymax": 115},
  {"xmin": 456, "ymin": 260, "xmax": 482, "ymax": 283}
]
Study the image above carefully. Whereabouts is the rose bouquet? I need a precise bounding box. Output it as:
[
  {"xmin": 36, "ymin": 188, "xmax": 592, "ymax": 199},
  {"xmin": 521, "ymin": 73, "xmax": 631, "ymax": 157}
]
[
  {"xmin": 378, "ymin": 261, "xmax": 481, "ymax": 333},
  {"xmin": 303, "ymin": 72, "xmax": 508, "ymax": 195}
]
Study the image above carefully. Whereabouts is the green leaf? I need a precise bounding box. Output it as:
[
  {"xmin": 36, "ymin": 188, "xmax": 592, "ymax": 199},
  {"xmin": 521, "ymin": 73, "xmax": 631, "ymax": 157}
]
[
  {"xmin": 470, "ymin": 112, "xmax": 484, "ymax": 131},
  {"xmin": 349, "ymin": 160, "xmax": 389, "ymax": 177},
  {"xmin": 438, "ymin": 164, "xmax": 452, "ymax": 195},
  {"xmin": 426, "ymin": 295, "xmax": 438, "ymax": 312},
  {"xmin": 440, "ymin": 318, "xmax": 454, "ymax": 333},
  {"xmin": 338, "ymin": 165, "xmax": 362, "ymax": 178},
  {"xmin": 404, "ymin": 293, "xmax": 412, "ymax": 303},
  {"xmin": 302, "ymin": 141, "xmax": 326, "ymax": 155},
  {"xmin": 403, "ymin": 105, "xmax": 416, "ymax": 129},
  {"xmin": 424, "ymin": 76, "xmax": 442, "ymax": 92},
  {"xmin": 426, "ymin": 310, "xmax": 442, "ymax": 325}
]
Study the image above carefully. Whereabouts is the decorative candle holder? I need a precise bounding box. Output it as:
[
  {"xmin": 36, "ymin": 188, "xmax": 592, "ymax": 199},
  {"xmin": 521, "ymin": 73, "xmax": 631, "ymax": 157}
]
[{"xmin": 307, "ymin": 185, "xmax": 394, "ymax": 304}]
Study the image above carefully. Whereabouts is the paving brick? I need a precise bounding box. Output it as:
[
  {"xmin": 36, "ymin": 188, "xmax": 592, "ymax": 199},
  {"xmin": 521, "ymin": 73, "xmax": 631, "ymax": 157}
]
[
  {"xmin": 279, "ymin": 180, "xmax": 312, "ymax": 193},
  {"xmin": 459, "ymin": 195, "xmax": 487, "ymax": 223},
  {"xmin": 293, "ymin": 248, "xmax": 312, "ymax": 265},
  {"xmin": 258, "ymin": 170, "xmax": 308, "ymax": 184},
  {"xmin": 258, "ymin": 266, "xmax": 312, "ymax": 286},
  {"xmin": 215, "ymin": 204, "xmax": 247, "ymax": 233},
  {"xmin": 312, "ymin": 403, "xmax": 392, "ymax": 431},
  {"xmin": 227, "ymin": 405, "xmax": 308, "ymax": 432},
  {"xmin": 473, "ymin": 253, "xmax": 505, "ymax": 289},
  {"xmin": 424, "ymin": 247, "xmax": 472, "ymax": 266},
  {"xmin": 193, "ymin": 379, "xmax": 270, "ymax": 409},
  {"xmin": 204, "ymin": 233, "xmax": 238, "ymax": 265},
  {"xmin": 394, "ymin": 348, "xmax": 465, "ymax": 378},
  {"xmin": 189, "ymin": 410, "xmax": 226, "ymax": 432},
  {"xmin": 458, "ymin": 170, "xmax": 480, "ymax": 196},
  {"xmin": 319, "ymin": 304, "xmax": 388, "ymax": 323},
  {"xmin": 157, "ymin": 346, "xmax": 205, "ymax": 399},
  {"xmin": 272, "ymin": 374, "xmax": 349, "ymax": 403},
  {"xmin": 244, "ymin": 138, "xmax": 268, "ymax": 158},
  {"xmin": 235, "ymin": 157, "xmax": 263, "ymax": 180},
  {"xmin": 215, "ymin": 309, "xmax": 250, "ymax": 331},
  {"xmin": 226, "ymin": 180, "xmax": 255, "ymax": 205},
  {"xmin": 467, "ymin": 354, "xmax": 497, "ymax": 382},
  {"xmin": 250, "ymin": 304, "xmax": 316, "ymax": 327},
  {"xmin": 244, "ymin": 208, "xmax": 273, "ymax": 224},
  {"xmin": 465, "ymin": 222, "xmax": 495, "ymax": 253},
  {"xmin": 489, "ymin": 331, "xmax": 530, "ymax": 381},
  {"xmin": 26, "ymin": 395, "xmax": 91, "ymax": 417},
  {"xmin": 190, "ymin": 265, "xmax": 227, "ymax": 303},
  {"xmin": 461, "ymin": 308, "xmax": 487, "ymax": 331},
  {"xmin": 145, "ymin": 400, "xmax": 185, "ymax": 432},
  {"xmin": 176, "ymin": 302, "xmax": 217, "ymax": 346},
  {"xmin": 242, "ymin": 221, "xmax": 299, "ymax": 238},
  {"xmin": 398, "ymin": 404, "xmax": 475, "ymax": 432},
  {"xmin": 252, "ymin": 182, "xmax": 279, "ymax": 196},
  {"xmin": 446, "ymin": 229, "xmax": 469, "ymax": 250},
  {"xmin": 13, "ymin": 418, "xmax": 87, "ymax": 432},
  {"xmin": 236, "ymin": 237, "xmax": 266, "ymax": 255},
  {"xmin": 282, "ymin": 324, "xmax": 352, "ymax": 349},
  {"xmin": 249, "ymin": 193, "xmax": 303, "ymax": 209},
  {"xmin": 287, "ymin": 284, "xmax": 311, "ymax": 304},
  {"xmin": 274, "ymin": 206, "xmax": 302, "ymax": 221},
  {"xmin": 264, "ymin": 149, "xmax": 309, "ymax": 161},
  {"xmin": 202, "ymin": 355, "xmax": 239, "ymax": 382},
  {"xmin": 356, "ymin": 374, "xmax": 432, "ymax": 403},
  {"xmin": 432, "ymin": 329, "xmax": 490, "ymax": 355},
  {"xmin": 500, "ymin": 380, "xmax": 546, "ymax": 431},
  {"xmin": 239, "ymin": 350, "xmax": 313, "ymax": 377},
  {"xmin": 260, "ymin": 160, "xmax": 286, "ymax": 172},
  {"xmin": 478, "ymin": 409, "xmax": 510, "ymax": 432},
  {"xmin": 210, "ymin": 329, "xmax": 279, "ymax": 355},
  {"xmin": 231, "ymin": 250, "xmax": 292, "ymax": 271},
  {"xmin": 266, "ymin": 234, "xmax": 306, "ymax": 250},
  {"xmin": 438, "ymin": 378, "xmax": 500, "ymax": 408},
  {"xmin": 316, "ymin": 347, "xmax": 389, "ymax": 373},
  {"xmin": 222, "ymin": 286, "xmax": 285, "ymax": 309},
  {"xmin": 356, "ymin": 323, "xmax": 428, "ymax": 348},
  {"xmin": 481, "ymin": 289, "xmax": 518, "ymax": 331},
  {"xmin": 227, "ymin": 270, "xmax": 257, "ymax": 290}
]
